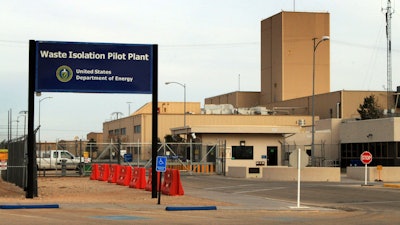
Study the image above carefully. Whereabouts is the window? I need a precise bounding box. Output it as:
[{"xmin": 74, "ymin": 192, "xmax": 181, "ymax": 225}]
[
  {"xmin": 381, "ymin": 142, "xmax": 388, "ymax": 158},
  {"xmin": 134, "ymin": 125, "xmax": 141, "ymax": 133},
  {"xmin": 231, "ymin": 146, "xmax": 253, "ymax": 160},
  {"xmin": 61, "ymin": 151, "xmax": 73, "ymax": 159},
  {"xmin": 388, "ymin": 142, "xmax": 395, "ymax": 157},
  {"xmin": 121, "ymin": 128, "xmax": 126, "ymax": 135},
  {"xmin": 397, "ymin": 143, "xmax": 400, "ymax": 157}
]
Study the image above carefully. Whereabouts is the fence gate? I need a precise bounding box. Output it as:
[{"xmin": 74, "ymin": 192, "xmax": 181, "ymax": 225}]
[
  {"xmin": 2, "ymin": 137, "xmax": 29, "ymax": 190},
  {"xmin": 215, "ymin": 140, "xmax": 226, "ymax": 175}
]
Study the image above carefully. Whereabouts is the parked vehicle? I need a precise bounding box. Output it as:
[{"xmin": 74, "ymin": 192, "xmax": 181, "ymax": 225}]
[{"xmin": 37, "ymin": 150, "xmax": 90, "ymax": 170}]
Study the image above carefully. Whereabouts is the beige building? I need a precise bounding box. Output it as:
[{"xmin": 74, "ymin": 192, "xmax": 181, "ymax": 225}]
[
  {"xmin": 103, "ymin": 102, "xmax": 202, "ymax": 143},
  {"xmin": 207, "ymin": 90, "xmax": 392, "ymax": 120},
  {"xmin": 102, "ymin": 11, "xmax": 400, "ymax": 170},
  {"xmin": 103, "ymin": 101, "xmax": 312, "ymax": 167},
  {"xmin": 340, "ymin": 117, "xmax": 400, "ymax": 167},
  {"xmin": 87, "ymin": 132, "xmax": 103, "ymax": 143},
  {"xmin": 260, "ymin": 11, "xmax": 330, "ymax": 104}
]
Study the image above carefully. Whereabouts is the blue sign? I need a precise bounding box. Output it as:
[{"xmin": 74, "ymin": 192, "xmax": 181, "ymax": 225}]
[
  {"xmin": 156, "ymin": 156, "xmax": 167, "ymax": 172},
  {"xmin": 35, "ymin": 41, "xmax": 154, "ymax": 94}
]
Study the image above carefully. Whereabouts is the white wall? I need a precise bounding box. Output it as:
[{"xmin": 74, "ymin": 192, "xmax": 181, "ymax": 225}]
[{"xmin": 202, "ymin": 133, "xmax": 284, "ymax": 172}]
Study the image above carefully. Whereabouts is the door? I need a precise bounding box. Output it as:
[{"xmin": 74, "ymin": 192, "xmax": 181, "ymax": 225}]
[{"xmin": 267, "ymin": 146, "xmax": 278, "ymax": 166}]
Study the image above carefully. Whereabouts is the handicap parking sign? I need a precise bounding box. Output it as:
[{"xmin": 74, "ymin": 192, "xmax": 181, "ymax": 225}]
[{"xmin": 156, "ymin": 156, "xmax": 167, "ymax": 172}]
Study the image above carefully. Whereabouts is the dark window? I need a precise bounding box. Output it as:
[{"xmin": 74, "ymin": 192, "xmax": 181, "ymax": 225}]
[
  {"xmin": 355, "ymin": 143, "xmax": 362, "ymax": 157},
  {"xmin": 341, "ymin": 144, "xmax": 347, "ymax": 158},
  {"xmin": 134, "ymin": 125, "xmax": 141, "ymax": 133},
  {"xmin": 232, "ymin": 146, "xmax": 253, "ymax": 160},
  {"xmin": 397, "ymin": 142, "xmax": 400, "ymax": 157},
  {"xmin": 388, "ymin": 142, "xmax": 395, "ymax": 157},
  {"xmin": 370, "ymin": 143, "xmax": 377, "ymax": 156},
  {"xmin": 381, "ymin": 142, "xmax": 387, "ymax": 157}
]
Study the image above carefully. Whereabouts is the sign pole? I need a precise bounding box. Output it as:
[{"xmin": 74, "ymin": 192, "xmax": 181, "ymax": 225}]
[
  {"xmin": 151, "ymin": 45, "xmax": 158, "ymax": 198},
  {"xmin": 27, "ymin": 40, "xmax": 38, "ymax": 198},
  {"xmin": 157, "ymin": 171, "xmax": 163, "ymax": 204},
  {"xmin": 156, "ymin": 156, "xmax": 167, "ymax": 204},
  {"xmin": 297, "ymin": 148, "xmax": 301, "ymax": 208},
  {"xmin": 360, "ymin": 151, "xmax": 372, "ymax": 186}
]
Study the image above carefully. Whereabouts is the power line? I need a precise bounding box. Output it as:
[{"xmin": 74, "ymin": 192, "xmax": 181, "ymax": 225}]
[{"xmin": 0, "ymin": 39, "xmax": 259, "ymax": 48}]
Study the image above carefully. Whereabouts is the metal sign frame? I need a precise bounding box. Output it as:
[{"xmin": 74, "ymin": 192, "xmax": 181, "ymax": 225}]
[
  {"xmin": 26, "ymin": 40, "xmax": 159, "ymax": 199},
  {"xmin": 35, "ymin": 41, "xmax": 153, "ymax": 94}
]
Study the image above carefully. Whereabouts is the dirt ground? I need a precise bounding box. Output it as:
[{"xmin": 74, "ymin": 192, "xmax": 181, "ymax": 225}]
[
  {"xmin": 1, "ymin": 176, "xmax": 397, "ymax": 224},
  {"xmin": 0, "ymin": 176, "xmax": 227, "ymax": 206}
]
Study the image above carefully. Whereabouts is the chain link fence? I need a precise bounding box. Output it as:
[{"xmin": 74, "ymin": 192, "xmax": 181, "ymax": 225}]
[
  {"xmin": 37, "ymin": 141, "xmax": 224, "ymax": 175},
  {"xmin": 281, "ymin": 143, "xmax": 341, "ymax": 167},
  {"xmin": 1, "ymin": 136, "xmax": 28, "ymax": 189}
]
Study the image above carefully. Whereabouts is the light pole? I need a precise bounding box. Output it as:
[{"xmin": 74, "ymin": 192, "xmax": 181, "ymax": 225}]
[
  {"xmin": 127, "ymin": 102, "xmax": 133, "ymax": 116},
  {"xmin": 19, "ymin": 111, "xmax": 28, "ymax": 137},
  {"xmin": 165, "ymin": 81, "xmax": 187, "ymax": 137},
  {"xmin": 39, "ymin": 97, "xmax": 52, "ymax": 150},
  {"xmin": 17, "ymin": 115, "xmax": 25, "ymax": 137},
  {"xmin": 11, "ymin": 120, "xmax": 19, "ymax": 139},
  {"xmin": 312, "ymin": 36, "xmax": 329, "ymax": 163}
]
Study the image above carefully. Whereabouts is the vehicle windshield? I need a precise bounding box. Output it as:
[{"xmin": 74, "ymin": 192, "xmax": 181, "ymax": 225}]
[{"xmin": 60, "ymin": 151, "xmax": 73, "ymax": 159}]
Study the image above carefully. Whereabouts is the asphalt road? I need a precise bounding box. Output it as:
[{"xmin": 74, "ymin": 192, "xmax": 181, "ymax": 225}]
[
  {"xmin": 183, "ymin": 175, "xmax": 400, "ymax": 210},
  {"xmin": 180, "ymin": 174, "xmax": 400, "ymax": 223},
  {"xmin": 1, "ymin": 174, "xmax": 400, "ymax": 224}
]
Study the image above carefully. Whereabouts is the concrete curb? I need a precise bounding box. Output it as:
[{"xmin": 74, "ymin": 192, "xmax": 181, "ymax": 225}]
[{"xmin": 383, "ymin": 183, "xmax": 400, "ymax": 188}]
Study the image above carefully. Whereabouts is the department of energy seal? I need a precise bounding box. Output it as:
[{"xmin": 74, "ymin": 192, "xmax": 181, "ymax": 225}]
[{"xmin": 56, "ymin": 65, "xmax": 73, "ymax": 82}]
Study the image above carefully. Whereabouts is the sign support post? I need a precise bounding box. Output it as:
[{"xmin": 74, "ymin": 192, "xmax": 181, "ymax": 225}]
[
  {"xmin": 151, "ymin": 45, "xmax": 158, "ymax": 199},
  {"xmin": 364, "ymin": 164, "xmax": 368, "ymax": 186},
  {"xmin": 296, "ymin": 148, "xmax": 301, "ymax": 208},
  {"xmin": 27, "ymin": 40, "xmax": 38, "ymax": 198},
  {"xmin": 360, "ymin": 151, "xmax": 373, "ymax": 186},
  {"xmin": 156, "ymin": 156, "xmax": 167, "ymax": 204},
  {"xmin": 290, "ymin": 148, "xmax": 308, "ymax": 209}
]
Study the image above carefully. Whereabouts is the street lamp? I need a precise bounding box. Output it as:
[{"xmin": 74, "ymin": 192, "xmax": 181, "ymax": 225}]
[
  {"xmin": 19, "ymin": 111, "xmax": 28, "ymax": 137},
  {"xmin": 11, "ymin": 120, "xmax": 19, "ymax": 139},
  {"xmin": 127, "ymin": 102, "xmax": 133, "ymax": 116},
  {"xmin": 39, "ymin": 96, "xmax": 52, "ymax": 150},
  {"xmin": 311, "ymin": 36, "xmax": 329, "ymax": 163},
  {"xmin": 165, "ymin": 81, "xmax": 187, "ymax": 138},
  {"xmin": 17, "ymin": 115, "xmax": 25, "ymax": 137},
  {"xmin": 165, "ymin": 81, "xmax": 186, "ymax": 125}
]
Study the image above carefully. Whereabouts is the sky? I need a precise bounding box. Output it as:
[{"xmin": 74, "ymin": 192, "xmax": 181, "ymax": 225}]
[{"xmin": 0, "ymin": 0, "xmax": 399, "ymax": 142}]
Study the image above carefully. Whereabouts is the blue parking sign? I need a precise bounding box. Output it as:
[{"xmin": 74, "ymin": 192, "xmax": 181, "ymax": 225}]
[{"xmin": 156, "ymin": 156, "xmax": 167, "ymax": 172}]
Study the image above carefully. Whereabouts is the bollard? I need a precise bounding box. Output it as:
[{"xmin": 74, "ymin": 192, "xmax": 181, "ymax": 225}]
[{"xmin": 61, "ymin": 159, "xmax": 67, "ymax": 176}]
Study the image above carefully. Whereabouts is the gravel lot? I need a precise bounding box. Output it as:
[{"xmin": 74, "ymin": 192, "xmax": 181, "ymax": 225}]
[{"xmin": 0, "ymin": 176, "xmax": 228, "ymax": 206}]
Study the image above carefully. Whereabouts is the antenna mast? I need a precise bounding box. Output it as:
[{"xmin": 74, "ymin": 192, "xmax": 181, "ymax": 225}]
[
  {"xmin": 383, "ymin": 0, "xmax": 395, "ymax": 110},
  {"xmin": 293, "ymin": 0, "xmax": 295, "ymax": 11}
]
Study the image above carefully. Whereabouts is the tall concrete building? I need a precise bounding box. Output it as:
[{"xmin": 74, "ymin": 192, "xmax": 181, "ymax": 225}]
[{"xmin": 260, "ymin": 11, "xmax": 330, "ymax": 104}]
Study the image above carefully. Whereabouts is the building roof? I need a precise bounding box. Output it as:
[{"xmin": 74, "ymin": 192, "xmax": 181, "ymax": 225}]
[{"xmin": 171, "ymin": 125, "xmax": 302, "ymax": 135}]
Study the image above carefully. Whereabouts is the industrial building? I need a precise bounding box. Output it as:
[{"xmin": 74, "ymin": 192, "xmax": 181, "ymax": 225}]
[{"xmin": 101, "ymin": 11, "xmax": 400, "ymax": 173}]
